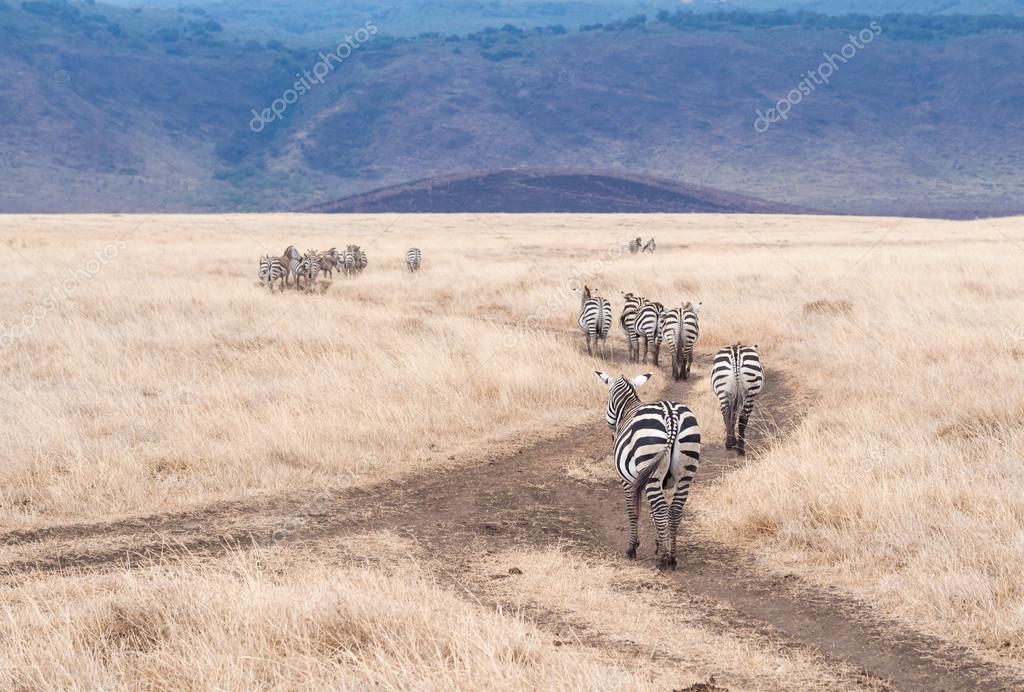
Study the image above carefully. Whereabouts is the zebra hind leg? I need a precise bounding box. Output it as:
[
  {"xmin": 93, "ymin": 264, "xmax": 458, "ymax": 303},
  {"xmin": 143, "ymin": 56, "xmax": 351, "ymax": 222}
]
[
  {"xmin": 723, "ymin": 404, "xmax": 736, "ymax": 449},
  {"xmin": 622, "ymin": 480, "xmax": 641, "ymax": 559},
  {"xmin": 737, "ymin": 400, "xmax": 754, "ymax": 455},
  {"xmin": 645, "ymin": 477, "xmax": 671, "ymax": 569},
  {"xmin": 667, "ymin": 465, "xmax": 697, "ymax": 569}
]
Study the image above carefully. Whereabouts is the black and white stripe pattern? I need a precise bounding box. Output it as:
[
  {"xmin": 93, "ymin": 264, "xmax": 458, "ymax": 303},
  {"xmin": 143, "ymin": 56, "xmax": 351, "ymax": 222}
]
[
  {"xmin": 628, "ymin": 237, "xmax": 642, "ymax": 255},
  {"xmin": 576, "ymin": 285, "xmax": 611, "ymax": 357},
  {"xmin": 664, "ymin": 301, "xmax": 701, "ymax": 381},
  {"xmin": 405, "ymin": 247, "xmax": 422, "ymax": 272},
  {"xmin": 344, "ymin": 245, "xmax": 367, "ymax": 275},
  {"xmin": 258, "ymin": 255, "xmax": 287, "ymax": 291},
  {"xmin": 633, "ymin": 301, "xmax": 665, "ymax": 365},
  {"xmin": 620, "ymin": 292, "xmax": 645, "ymax": 362},
  {"xmin": 595, "ymin": 371, "xmax": 701, "ymax": 570},
  {"xmin": 295, "ymin": 249, "xmax": 320, "ymax": 291},
  {"xmin": 641, "ymin": 238, "xmax": 656, "ymax": 253},
  {"xmin": 710, "ymin": 344, "xmax": 764, "ymax": 455}
]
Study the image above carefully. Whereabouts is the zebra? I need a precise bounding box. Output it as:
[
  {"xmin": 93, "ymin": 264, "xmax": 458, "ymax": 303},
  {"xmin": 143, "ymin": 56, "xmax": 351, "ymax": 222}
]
[
  {"xmin": 340, "ymin": 249, "xmax": 356, "ymax": 276},
  {"xmin": 664, "ymin": 301, "xmax": 701, "ymax": 381},
  {"xmin": 295, "ymin": 249, "xmax": 320, "ymax": 291},
  {"xmin": 281, "ymin": 245, "xmax": 303, "ymax": 288},
  {"xmin": 620, "ymin": 292, "xmax": 646, "ymax": 362},
  {"xmin": 595, "ymin": 371, "xmax": 701, "ymax": 570},
  {"xmin": 628, "ymin": 237, "xmax": 642, "ymax": 255},
  {"xmin": 318, "ymin": 248, "xmax": 340, "ymax": 279},
  {"xmin": 345, "ymin": 245, "xmax": 367, "ymax": 274},
  {"xmin": 258, "ymin": 255, "xmax": 287, "ymax": 292},
  {"xmin": 405, "ymin": 247, "xmax": 422, "ymax": 272},
  {"xmin": 642, "ymin": 238, "xmax": 657, "ymax": 253},
  {"xmin": 576, "ymin": 285, "xmax": 612, "ymax": 357},
  {"xmin": 633, "ymin": 301, "xmax": 665, "ymax": 365},
  {"xmin": 710, "ymin": 344, "xmax": 764, "ymax": 455}
]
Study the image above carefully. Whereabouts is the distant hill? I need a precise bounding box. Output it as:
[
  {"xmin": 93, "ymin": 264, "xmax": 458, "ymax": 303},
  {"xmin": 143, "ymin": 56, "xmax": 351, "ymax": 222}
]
[
  {"xmin": 305, "ymin": 170, "xmax": 805, "ymax": 213},
  {"xmin": 3, "ymin": 2, "xmax": 1024, "ymax": 216}
]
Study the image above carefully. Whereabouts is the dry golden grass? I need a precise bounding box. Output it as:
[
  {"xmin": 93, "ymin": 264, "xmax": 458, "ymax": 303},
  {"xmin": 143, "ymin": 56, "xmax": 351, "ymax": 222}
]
[
  {"xmin": 1, "ymin": 212, "xmax": 1023, "ymax": 681},
  {"xmin": 0, "ymin": 539, "xmax": 644, "ymax": 690}
]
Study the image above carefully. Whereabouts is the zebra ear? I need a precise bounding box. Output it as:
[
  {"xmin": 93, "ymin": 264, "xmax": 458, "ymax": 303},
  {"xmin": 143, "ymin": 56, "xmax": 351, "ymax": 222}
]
[
  {"xmin": 629, "ymin": 373, "xmax": 652, "ymax": 387},
  {"xmin": 594, "ymin": 371, "xmax": 611, "ymax": 386},
  {"xmin": 693, "ymin": 301, "xmax": 702, "ymax": 315}
]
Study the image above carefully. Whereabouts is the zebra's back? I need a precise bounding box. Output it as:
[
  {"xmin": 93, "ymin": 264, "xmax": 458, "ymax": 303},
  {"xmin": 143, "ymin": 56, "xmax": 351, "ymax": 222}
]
[{"xmin": 405, "ymin": 247, "xmax": 422, "ymax": 271}]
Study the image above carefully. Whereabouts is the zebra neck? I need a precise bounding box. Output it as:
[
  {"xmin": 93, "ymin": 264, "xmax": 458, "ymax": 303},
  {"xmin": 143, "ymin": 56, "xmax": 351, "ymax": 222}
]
[{"xmin": 615, "ymin": 396, "xmax": 644, "ymax": 433}]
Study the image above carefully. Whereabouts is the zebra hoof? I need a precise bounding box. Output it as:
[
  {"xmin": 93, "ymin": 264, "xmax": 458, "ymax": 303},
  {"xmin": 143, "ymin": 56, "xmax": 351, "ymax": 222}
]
[
  {"xmin": 625, "ymin": 545, "xmax": 638, "ymax": 559},
  {"xmin": 736, "ymin": 447, "xmax": 746, "ymax": 456},
  {"xmin": 656, "ymin": 555, "xmax": 674, "ymax": 571}
]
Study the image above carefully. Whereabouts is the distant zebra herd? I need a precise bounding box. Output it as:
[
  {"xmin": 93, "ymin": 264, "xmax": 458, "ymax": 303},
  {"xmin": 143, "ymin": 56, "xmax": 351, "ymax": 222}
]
[
  {"xmin": 628, "ymin": 237, "xmax": 657, "ymax": 254},
  {"xmin": 258, "ymin": 245, "xmax": 423, "ymax": 291},
  {"xmin": 582, "ymin": 285, "xmax": 763, "ymax": 570}
]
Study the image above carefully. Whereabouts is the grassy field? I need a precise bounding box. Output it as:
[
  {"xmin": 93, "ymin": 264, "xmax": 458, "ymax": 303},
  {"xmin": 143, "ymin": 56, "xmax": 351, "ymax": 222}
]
[{"xmin": 0, "ymin": 213, "xmax": 1022, "ymax": 687}]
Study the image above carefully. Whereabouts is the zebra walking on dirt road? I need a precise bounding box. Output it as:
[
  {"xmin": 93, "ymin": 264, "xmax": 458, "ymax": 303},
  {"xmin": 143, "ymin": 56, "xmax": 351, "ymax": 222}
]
[
  {"xmin": 664, "ymin": 301, "xmax": 700, "ymax": 381},
  {"xmin": 710, "ymin": 344, "xmax": 763, "ymax": 455},
  {"xmin": 576, "ymin": 286, "xmax": 611, "ymax": 357},
  {"xmin": 620, "ymin": 292, "xmax": 645, "ymax": 362},
  {"xmin": 594, "ymin": 371, "xmax": 701, "ymax": 570},
  {"xmin": 633, "ymin": 301, "xmax": 665, "ymax": 365}
]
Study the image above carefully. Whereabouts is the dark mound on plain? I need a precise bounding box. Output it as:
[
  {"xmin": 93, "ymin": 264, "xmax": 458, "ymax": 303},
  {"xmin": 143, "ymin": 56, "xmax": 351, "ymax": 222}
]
[{"xmin": 304, "ymin": 170, "xmax": 804, "ymax": 214}]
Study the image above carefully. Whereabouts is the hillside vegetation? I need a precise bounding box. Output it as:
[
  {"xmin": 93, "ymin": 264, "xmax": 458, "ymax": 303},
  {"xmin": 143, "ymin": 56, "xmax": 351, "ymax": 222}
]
[{"xmin": 3, "ymin": 3, "xmax": 1024, "ymax": 215}]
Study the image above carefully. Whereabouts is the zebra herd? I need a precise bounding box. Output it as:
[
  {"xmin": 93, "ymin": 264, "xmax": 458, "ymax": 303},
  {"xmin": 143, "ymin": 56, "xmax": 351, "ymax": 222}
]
[
  {"xmin": 258, "ymin": 245, "xmax": 424, "ymax": 291},
  {"xmin": 582, "ymin": 288, "xmax": 764, "ymax": 570},
  {"xmin": 628, "ymin": 237, "xmax": 657, "ymax": 254}
]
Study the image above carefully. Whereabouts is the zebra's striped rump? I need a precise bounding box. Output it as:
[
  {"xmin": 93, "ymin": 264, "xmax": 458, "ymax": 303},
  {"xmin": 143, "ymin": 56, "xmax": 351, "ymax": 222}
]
[
  {"xmin": 406, "ymin": 247, "xmax": 422, "ymax": 272},
  {"xmin": 620, "ymin": 292, "xmax": 646, "ymax": 362},
  {"xmin": 595, "ymin": 371, "xmax": 701, "ymax": 570},
  {"xmin": 664, "ymin": 301, "xmax": 700, "ymax": 381},
  {"xmin": 633, "ymin": 301, "xmax": 665, "ymax": 366},
  {"xmin": 710, "ymin": 344, "xmax": 763, "ymax": 455},
  {"xmin": 293, "ymin": 249, "xmax": 321, "ymax": 291},
  {"xmin": 577, "ymin": 285, "xmax": 612, "ymax": 357},
  {"xmin": 258, "ymin": 255, "xmax": 287, "ymax": 291}
]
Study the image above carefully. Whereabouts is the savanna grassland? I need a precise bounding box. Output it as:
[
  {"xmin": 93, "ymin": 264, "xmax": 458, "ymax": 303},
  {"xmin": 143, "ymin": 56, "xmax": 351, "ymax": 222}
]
[{"xmin": 0, "ymin": 213, "xmax": 1022, "ymax": 690}]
